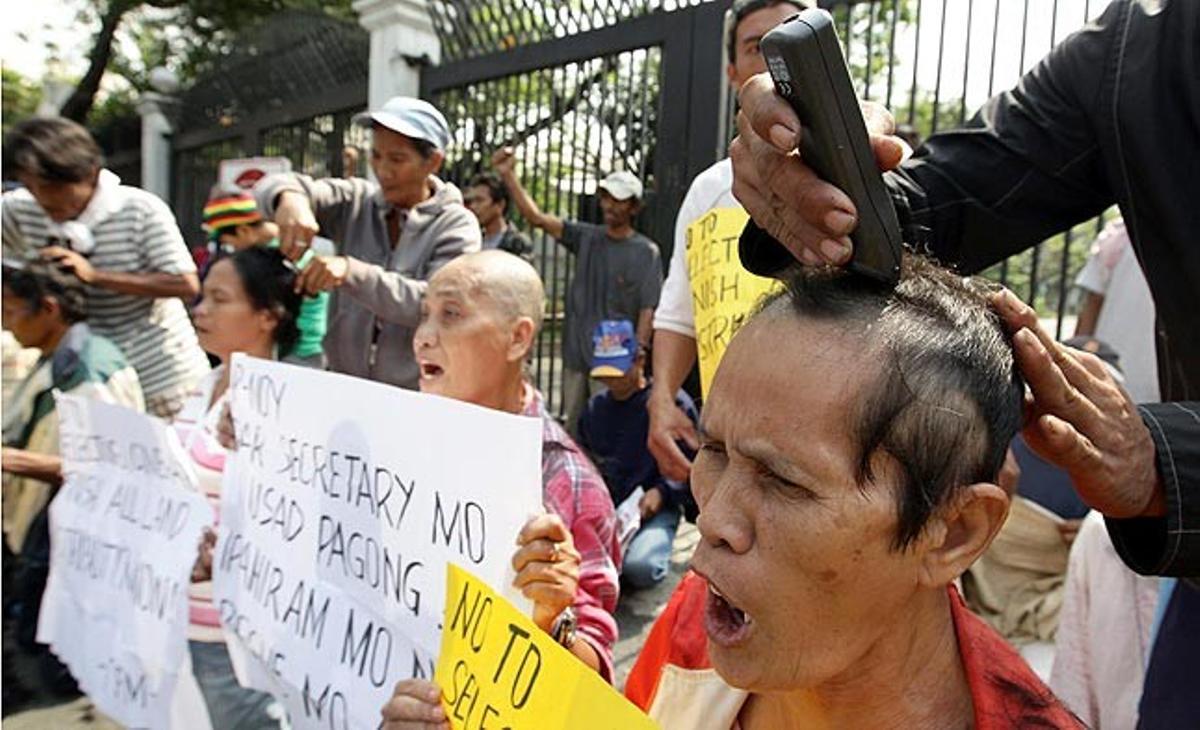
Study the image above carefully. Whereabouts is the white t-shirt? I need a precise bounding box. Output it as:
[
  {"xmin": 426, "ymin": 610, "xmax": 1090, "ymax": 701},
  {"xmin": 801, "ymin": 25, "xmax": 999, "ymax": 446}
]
[
  {"xmin": 1074, "ymin": 220, "xmax": 1160, "ymax": 403},
  {"xmin": 653, "ymin": 158, "xmax": 738, "ymax": 338}
]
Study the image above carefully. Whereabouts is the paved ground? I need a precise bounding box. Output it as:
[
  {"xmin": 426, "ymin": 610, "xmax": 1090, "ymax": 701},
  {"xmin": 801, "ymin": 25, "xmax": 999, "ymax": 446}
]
[
  {"xmin": 613, "ymin": 521, "xmax": 698, "ymax": 690},
  {"xmin": 3, "ymin": 523, "xmax": 699, "ymax": 726}
]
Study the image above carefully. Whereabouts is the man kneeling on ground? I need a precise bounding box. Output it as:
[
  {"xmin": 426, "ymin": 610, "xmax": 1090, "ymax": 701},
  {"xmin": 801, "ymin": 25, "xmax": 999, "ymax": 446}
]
[{"xmin": 380, "ymin": 251, "xmax": 621, "ymax": 727}]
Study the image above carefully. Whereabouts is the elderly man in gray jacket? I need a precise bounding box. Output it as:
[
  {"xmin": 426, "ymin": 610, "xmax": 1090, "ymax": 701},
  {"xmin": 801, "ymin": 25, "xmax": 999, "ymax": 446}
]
[{"xmin": 253, "ymin": 97, "xmax": 480, "ymax": 389}]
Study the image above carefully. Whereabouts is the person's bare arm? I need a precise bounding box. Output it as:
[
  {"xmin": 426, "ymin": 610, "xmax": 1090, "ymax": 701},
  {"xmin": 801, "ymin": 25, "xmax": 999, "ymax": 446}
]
[
  {"xmin": 1074, "ymin": 291, "xmax": 1104, "ymax": 336},
  {"xmin": 93, "ymin": 270, "xmax": 200, "ymax": 299},
  {"xmin": 647, "ymin": 329, "xmax": 700, "ymax": 482},
  {"xmin": 492, "ymin": 148, "xmax": 566, "ymax": 240},
  {"xmin": 2, "ymin": 447, "xmax": 63, "ymax": 485},
  {"xmin": 41, "ymin": 247, "xmax": 201, "ymax": 299}
]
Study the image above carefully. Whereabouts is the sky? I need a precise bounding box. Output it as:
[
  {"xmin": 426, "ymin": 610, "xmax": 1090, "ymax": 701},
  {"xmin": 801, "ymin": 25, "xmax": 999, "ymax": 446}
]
[
  {"xmin": 2, "ymin": 0, "xmax": 87, "ymax": 79},
  {"xmin": 895, "ymin": 0, "xmax": 1102, "ymax": 112}
]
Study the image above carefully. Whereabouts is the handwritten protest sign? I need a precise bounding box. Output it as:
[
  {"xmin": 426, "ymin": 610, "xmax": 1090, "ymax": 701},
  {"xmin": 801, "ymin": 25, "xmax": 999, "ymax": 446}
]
[
  {"xmin": 436, "ymin": 564, "xmax": 658, "ymax": 729},
  {"xmin": 37, "ymin": 394, "xmax": 213, "ymax": 729},
  {"xmin": 687, "ymin": 207, "xmax": 783, "ymax": 396},
  {"xmin": 214, "ymin": 355, "xmax": 543, "ymax": 730}
]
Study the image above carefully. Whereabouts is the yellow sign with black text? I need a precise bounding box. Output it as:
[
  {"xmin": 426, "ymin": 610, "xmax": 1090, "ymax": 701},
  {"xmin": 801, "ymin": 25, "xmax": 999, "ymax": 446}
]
[
  {"xmin": 687, "ymin": 207, "xmax": 783, "ymax": 396},
  {"xmin": 436, "ymin": 565, "xmax": 658, "ymax": 729}
]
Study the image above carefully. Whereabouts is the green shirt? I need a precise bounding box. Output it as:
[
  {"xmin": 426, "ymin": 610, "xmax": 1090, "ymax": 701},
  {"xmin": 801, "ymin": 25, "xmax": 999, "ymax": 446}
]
[{"xmin": 267, "ymin": 241, "xmax": 329, "ymax": 359}]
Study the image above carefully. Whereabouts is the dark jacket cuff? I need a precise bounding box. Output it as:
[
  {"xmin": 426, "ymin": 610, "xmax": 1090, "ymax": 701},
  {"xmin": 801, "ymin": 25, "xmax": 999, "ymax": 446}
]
[
  {"xmin": 738, "ymin": 219, "xmax": 794, "ymax": 278},
  {"xmin": 1106, "ymin": 403, "xmax": 1200, "ymax": 577}
]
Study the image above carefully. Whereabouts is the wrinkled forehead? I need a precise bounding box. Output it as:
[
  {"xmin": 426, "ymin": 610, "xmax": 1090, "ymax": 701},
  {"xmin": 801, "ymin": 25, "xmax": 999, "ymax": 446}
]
[{"xmin": 427, "ymin": 263, "xmax": 494, "ymax": 309}]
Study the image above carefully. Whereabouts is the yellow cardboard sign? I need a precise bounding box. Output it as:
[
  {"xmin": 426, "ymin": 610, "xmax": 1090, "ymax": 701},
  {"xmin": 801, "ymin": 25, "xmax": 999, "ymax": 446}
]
[
  {"xmin": 436, "ymin": 564, "xmax": 658, "ymax": 730},
  {"xmin": 686, "ymin": 207, "xmax": 783, "ymax": 397}
]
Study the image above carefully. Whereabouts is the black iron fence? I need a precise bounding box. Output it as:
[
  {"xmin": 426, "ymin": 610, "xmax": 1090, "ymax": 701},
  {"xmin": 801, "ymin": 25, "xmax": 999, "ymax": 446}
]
[
  {"xmin": 84, "ymin": 1, "xmax": 1115, "ymax": 407},
  {"xmin": 430, "ymin": 46, "xmax": 667, "ymax": 407},
  {"xmin": 819, "ymin": 0, "xmax": 1117, "ymax": 341},
  {"xmin": 172, "ymin": 109, "xmax": 370, "ymax": 244},
  {"xmin": 424, "ymin": 1, "xmax": 729, "ymax": 415},
  {"xmin": 422, "ymin": 0, "xmax": 1114, "ymax": 415},
  {"xmin": 169, "ymin": 11, "xmax": 370, "ymax": 245}
]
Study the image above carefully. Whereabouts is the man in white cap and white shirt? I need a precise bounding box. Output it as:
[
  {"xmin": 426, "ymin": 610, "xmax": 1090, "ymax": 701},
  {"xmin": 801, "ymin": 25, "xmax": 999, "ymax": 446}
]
[
  {"xmin": 492, "ymin": 148, "xmax": 662, "ymax": 436},
  {"xmin": 254, "ymin": 96, "xmax": 480, "ymax": 389}
]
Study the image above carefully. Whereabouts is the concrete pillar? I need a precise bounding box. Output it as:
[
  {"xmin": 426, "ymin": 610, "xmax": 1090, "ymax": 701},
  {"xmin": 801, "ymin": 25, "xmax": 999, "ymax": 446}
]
[
  {"xmin": 136, "ymin": 92, "xmax": 175, "ymax": 202},
  {"xmin": 353, "ymin": 0, "xmax": 441, "ymax": 109}
]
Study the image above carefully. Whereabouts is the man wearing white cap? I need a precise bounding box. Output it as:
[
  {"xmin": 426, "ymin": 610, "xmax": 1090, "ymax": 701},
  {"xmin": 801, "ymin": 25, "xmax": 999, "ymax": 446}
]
[
  {"xmin": 492, "ymin": 148, "xmax": 663, "ymax": 436},
  {"xmin": 253, "ymin": 96, "xmax": 480, "ymax": 389}
]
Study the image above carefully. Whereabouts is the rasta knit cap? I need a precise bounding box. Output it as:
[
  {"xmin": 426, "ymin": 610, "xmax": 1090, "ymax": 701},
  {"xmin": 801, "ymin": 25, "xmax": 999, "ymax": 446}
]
[{"xmin": 202, "ymin": 191, "xmax": 263, "ymax": 239}]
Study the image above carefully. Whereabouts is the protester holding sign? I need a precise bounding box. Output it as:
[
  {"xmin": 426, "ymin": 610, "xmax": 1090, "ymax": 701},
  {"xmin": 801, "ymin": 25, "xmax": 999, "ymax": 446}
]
[
  {"xmin": 36, "ymin": 394, "xmax": 214, "ymax": 729},
  {"xmin": 174, "ymin": 246, "xmax": 302, "ymax": 728},
  {"xmin": 1, "ymin": 260, "xmax": 145, "ymax": 699},
  {"xmin": 432, "ymin": 566, "xmax": 657, "ymax": 730},
  {"xmin": 382, "ymin": 250, "xmax": 622, "ymax": 726},
  {"xmin": 625, "ymin": 257, "xmax": 1080, "ymax": 728}
]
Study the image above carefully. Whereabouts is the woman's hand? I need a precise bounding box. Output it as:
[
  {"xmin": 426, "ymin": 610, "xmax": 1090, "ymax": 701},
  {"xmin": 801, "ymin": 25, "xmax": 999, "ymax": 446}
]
[
  {"xmin": 512, "ymin": 513, "xmax": 580, "ymax": 632},
  {"xmin": 380, "ymin": 679, "xmax": 448, "ymax": 730}
]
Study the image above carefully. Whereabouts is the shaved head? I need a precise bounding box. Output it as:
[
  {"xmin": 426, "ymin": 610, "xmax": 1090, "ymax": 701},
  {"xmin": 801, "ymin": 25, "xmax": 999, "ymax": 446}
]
[{"xmin": 431, "ymin": 250, "xmax": 545, "ymax": 335}]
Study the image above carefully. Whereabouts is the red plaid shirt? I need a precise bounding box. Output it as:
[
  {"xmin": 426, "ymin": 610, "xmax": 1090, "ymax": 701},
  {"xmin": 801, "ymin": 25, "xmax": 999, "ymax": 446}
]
[{"xmin": 524, "ymin": 385, "xmax": 622, "ymax": 681}]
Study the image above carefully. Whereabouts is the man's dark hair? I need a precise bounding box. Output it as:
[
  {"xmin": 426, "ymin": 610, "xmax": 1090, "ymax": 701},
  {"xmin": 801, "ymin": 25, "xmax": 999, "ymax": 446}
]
[
  {"xmin": 226, "ymin": 247, "xmax": 303, "ymax": 358},
  {"xmin": 727, "ymin": 0, "xmax": 806, "ymax": 63},
  {"xmin": 759, "ymin": 254, "xmax": 1024, "ymax": 549},
  {"xmin": 2, "ymin": 117, "xmax": 104, "ymax": 184},
  {"xmin": 468, "ymin": 171, "xmax": 510, "ymax": 212},
  {"xmin": 370, "ymin": 123, "xmax": 439, "ymax": 161},
  {"xmin": 411, "ymin": 138, "xmax": 438, "ymax": 161},
  {"xmin": 1, "ymin": 261, "xmax": 89, "ymax": 324}
]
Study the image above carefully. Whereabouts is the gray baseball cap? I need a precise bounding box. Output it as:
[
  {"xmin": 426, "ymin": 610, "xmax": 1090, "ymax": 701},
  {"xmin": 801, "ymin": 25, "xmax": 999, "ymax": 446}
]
[
  {"xmin": 354, "ymin": 96, "xmax": 451, "ymax": 150},
  {"xmin": 597, "ymin": 170, "xmax": 644, "ymax": 201}
]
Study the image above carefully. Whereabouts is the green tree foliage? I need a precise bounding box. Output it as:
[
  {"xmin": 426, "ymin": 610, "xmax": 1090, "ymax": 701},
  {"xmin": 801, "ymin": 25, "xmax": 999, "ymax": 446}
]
[
  {"xmin": 2, "ymin": 68, "xmax": 43, "ymax": 133},
  {"xmin": 59, "ymin": 0, "xmax": 355, "ymax": 123}
]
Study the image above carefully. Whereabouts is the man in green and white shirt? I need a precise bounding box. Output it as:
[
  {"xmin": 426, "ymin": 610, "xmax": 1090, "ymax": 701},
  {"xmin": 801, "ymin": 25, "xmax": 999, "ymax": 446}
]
[{"xmin": 201, "ymin": 190, "xmax": 330, "ymax": 368}]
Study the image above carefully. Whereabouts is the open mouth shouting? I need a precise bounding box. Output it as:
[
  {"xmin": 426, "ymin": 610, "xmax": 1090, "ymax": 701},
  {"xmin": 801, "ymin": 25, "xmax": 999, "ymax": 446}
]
[
  {"xmin": 418, "ymin": 360, "xmax": 445, "ymax": 380},
  {"xmin": 701, "ymin": 575, "xmax": 754, "ymax": 648}
]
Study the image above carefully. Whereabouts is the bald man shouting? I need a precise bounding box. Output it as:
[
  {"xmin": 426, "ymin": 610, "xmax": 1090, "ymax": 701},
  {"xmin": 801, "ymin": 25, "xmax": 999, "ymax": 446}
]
[{"xmin": 381, "ymin": 253, "xmax": 621, "ymax": 726}]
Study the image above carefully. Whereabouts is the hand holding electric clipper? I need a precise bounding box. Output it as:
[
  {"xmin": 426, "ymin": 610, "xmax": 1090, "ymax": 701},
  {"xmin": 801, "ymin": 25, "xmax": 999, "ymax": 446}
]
[{"xmin": 732, "ymin": 8, "xmax": 906, "ymax": 284}]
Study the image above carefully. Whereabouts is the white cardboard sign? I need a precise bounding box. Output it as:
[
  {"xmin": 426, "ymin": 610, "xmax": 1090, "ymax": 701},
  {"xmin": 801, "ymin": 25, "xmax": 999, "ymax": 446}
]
[
  {"xmin": 213, "ymin": 355, "xmax": 543, "ymax": 730},
  {"xmin": 218, "ymin": 156, "xmax": 293, "ymax": 190},
  {"xmin": 38, "ymin": 394, "xmax": 214, "ymax": 729}
]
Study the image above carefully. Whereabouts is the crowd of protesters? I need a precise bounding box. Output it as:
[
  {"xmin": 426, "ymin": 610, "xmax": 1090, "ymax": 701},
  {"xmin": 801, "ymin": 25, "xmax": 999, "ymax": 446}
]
[{"xmin": 2, "ymin": 0, "xmax": 1197, "ymax": 727}]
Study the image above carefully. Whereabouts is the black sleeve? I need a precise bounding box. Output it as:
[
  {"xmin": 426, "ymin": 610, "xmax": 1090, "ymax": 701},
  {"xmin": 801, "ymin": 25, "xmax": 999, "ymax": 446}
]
[
  {"xmin": 740, "ymin": 0, "xmax": 1126, "ymax": 277},
  {"xmin": 1105, "ymin": 402, "xmax": 1200, "ymax": 577}
]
